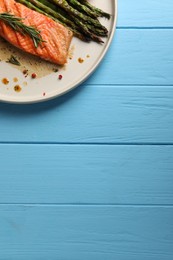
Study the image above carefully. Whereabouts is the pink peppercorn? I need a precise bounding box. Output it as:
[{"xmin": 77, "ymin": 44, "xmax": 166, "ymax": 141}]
[
  {"xmin": 58, "ymin": 74, "xmax": 63, "ymax": 80},
  {"xmin": 31, "ymin": 73, "xmax": 37, "ymax": 79}
]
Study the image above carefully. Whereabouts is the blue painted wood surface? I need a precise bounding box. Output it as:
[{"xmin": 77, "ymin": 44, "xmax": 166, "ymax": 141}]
[
  {"xmin": 0, "ymin": 145, "xmax": 173, "ymax": 205},
  {"xmin": 0, "ymin": 86, "xmax": 173, "ymax": 143},
  {"xmin": 0, "ymin": 1, "xmax": 173, "ymax": 259}
]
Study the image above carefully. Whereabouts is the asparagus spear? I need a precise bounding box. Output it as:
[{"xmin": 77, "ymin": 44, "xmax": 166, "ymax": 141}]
[
  {"xmin": 78, "ymin": 0, "xmax": 111, "ymax": 19},
  {"xmin": 38, "ymin": 0, "xmax": 107, "ymax": 36},
  {"xmin": 40, "ymin": 0, "xmax": 103, "ymax": 42},
  {"xmin": 27, "ymin": 0, "xmax": 105, "ymax": 41},
  {"xmin": 70, "ymin": 15, "xmax": 104, "ymax": 43},
  {"xmin": 16, "ymin": 0, "xmax": 89, "ymax": 41},
  {"xmin": 50, "ymin": 0, "xmax": 107, "ymax": 30},
  {"xmin": 66, "ymin": 0, "xmax": 98, "ymax": 18}
]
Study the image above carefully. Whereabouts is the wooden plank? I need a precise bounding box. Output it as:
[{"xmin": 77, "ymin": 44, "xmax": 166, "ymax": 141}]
[
  {"xmin": 0, "ymin": 86, "xmax": 173, "ymax": 143},
  {"xmin": 118, "ymin": 0, "xmax": 173, "ymax": 27},
  {"xmin": 0, "ymin": 205, "xmax": 173, "ymax": 260},
  {"xmin": 0, "ymin": 144, "xmax": 173, "ymax": 205},
  {"xmin": 86, "ymin": 30, "xmax": 173, "ymax": 85}
]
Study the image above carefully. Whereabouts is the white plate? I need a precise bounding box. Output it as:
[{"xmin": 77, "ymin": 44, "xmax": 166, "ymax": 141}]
[{"xmin": 0, "ymin": 0, "xmax": 117, "ymax": 103}]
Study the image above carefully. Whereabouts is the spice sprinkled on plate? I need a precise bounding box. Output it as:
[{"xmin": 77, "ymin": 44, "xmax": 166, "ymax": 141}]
[
  {"xmin": 31, "ymin": 73, "xmax": 37, "ymax": 79},
  {"xmin": 23, "ymin": 69, "xmax": 28, "ymax": 76},
  {"xmin": 13, "ymin": 77, "xmax": 18, "ymax": 82},
  {"xmin": 14, "ymin": 85, "xmax": 22, "ymax": 92},
  {"xmin": 53, "ymin": 68, "xmax": 59, "ymax": 72},
  {"xmin": 2, "ymin": 78, "xmax": 9, "ymax": 85},
  {"xmin": 78, "ymin": 57, "xmax": 84, "ymax": 63},
  {"xmin": 23, "ymin": 81, "xmax": 28, "ymax": 86}
]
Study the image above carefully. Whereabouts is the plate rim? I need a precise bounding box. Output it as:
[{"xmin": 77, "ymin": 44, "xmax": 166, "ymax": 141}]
[{"xmin": 0, "ymin": 0, "xmax": 118, "ymax": 104}]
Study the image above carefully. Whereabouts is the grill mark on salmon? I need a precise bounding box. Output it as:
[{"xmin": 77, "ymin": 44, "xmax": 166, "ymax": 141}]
[{"xmin": 0, "ymin": 0, "xmax": 73, "ymax": 65}]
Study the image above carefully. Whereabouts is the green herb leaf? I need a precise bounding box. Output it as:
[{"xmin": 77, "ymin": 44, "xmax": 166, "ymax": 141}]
[
  {"xmin": 6, "ymin": 55, "xmax": 21, "ymax": 66},
  {"xmin": 0, "ymin": 12, "xmax": 45, "ymax": 48}
]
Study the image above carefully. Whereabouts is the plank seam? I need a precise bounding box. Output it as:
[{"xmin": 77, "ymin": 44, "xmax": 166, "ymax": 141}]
[
  {"xmin": 0, "ymin": 142, "xmax": 173, "ymax": 146},
  {"xmin": 0, "ymin": 203, "xmax": 173, "ymax": 207},
  {"xmin": 84, "ymin": 84, "xmax": 173, "ymax": 87},
  {"xmin": 117, "ymin": 26, "xmax": 173, "ymax": 29}
]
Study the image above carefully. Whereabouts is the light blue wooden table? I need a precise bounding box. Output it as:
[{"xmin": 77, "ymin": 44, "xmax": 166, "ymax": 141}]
[{"xmin": 0, "ymin": 1, "xmax": 173, "ymax": 259}]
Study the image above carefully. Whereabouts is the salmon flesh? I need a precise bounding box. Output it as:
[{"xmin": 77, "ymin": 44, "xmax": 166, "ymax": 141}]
[{"xmin": 0, "ymin": 0, "xmax": 73, "ymax": 65}]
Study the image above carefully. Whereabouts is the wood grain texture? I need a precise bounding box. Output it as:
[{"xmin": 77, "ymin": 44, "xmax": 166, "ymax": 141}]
[
  {"xmin": 0, "ymin": 144, "xmax": 173, "ymax": 205},
  {"xmin": 86, "ymin": 30, "xmax": 173, "ymax": 85},
  {"xmin": 0, "ymin": 86, "xmax": 172, "ymax": 144},
  {"xmin": 118, "ymin": 0, "xmax": 173, "ymax": 27},
  {"xmin": 0, "ymin": 205, "xmax": 173, "ymax": 260}
]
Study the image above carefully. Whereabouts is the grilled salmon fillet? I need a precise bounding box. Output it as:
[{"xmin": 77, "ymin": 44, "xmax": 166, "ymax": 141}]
[{"xmin": 0, "ymin": 0, "xmax": 73, "ymax": 65}]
